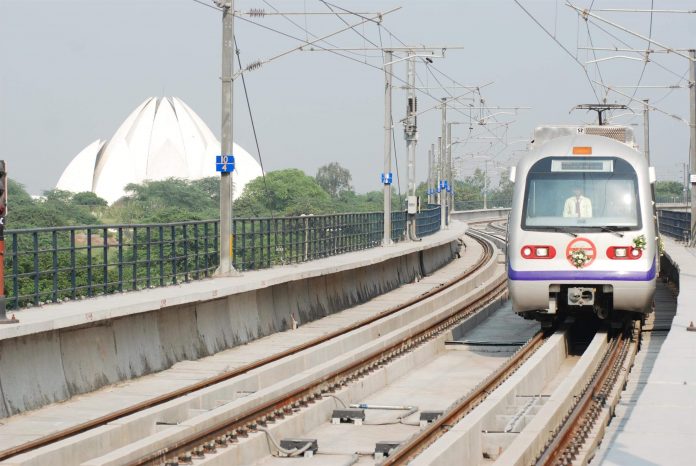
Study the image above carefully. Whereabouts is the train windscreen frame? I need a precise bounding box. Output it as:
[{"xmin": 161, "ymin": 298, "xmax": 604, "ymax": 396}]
[{"xmin": 521, "ymin": 157, "xmax": 642, "ymax": 231}]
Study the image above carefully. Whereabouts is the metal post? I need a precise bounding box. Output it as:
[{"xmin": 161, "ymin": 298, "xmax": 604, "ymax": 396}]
[
  {"xmin": 684, "ymin": 162, "xmax": 689, "ymax": 206},
  {"xmin": 690, "ymin": 50, "xmax": 696, "ymax": 245},
  {"xmin": 383, "ymin": 50, "xmax": 393, "ymax": 246},
  {"xmin": 218, "ymin": 0, "xmax": 235, "ymax": 275},
  {"xmin": 436, "ymin": 136, "xmax": 442, "ymax": 209},
  {"xmin": 429, "ymin": 143, "xmax": 435, "ymax": 205},
  {"xmin": 440, "ymin": 98, "xmax": 447, "ymax": 230},
  {"xmin": 643, "ymin": 99, "xmax": 651, "ymax": 163},
  {"xmin": 405, "ymin": 55, "xmax": 418, "ymax": 239},
  {"xmin": 446, "ymin": 122, "xmax": 452, "ymax": 226},
  {"xmin": 483, "ymin": 160, "xmax": 488, "ymax": 210},
  {"xmin": 427, "ymin": 146, "xmax": 432, "ymax": 205}
]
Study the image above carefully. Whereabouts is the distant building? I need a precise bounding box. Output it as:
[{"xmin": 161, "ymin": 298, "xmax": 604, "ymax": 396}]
[{"xmin": 56, "ymin": 96, "xmax": 262, "ymax": 204}]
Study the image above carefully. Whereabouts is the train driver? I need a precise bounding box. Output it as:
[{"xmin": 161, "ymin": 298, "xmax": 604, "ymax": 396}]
[{"xmin": 563, "ymin": 186, "xmax": 592, "ymax": 218}]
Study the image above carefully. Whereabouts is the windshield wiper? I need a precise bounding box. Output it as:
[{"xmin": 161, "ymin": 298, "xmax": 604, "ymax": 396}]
[
  {"xmin": 600, "ymin": 226, "xmax": 624, "ymax": 237},
  {"xmin": 548, "ymin": 227, "xmax": 577, "ymax": 237}
]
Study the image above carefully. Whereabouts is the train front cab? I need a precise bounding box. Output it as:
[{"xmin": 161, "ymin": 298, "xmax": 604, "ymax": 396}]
[{"xmin": 508, "ymin": 149, "xmax": 657, "ymax": 324}]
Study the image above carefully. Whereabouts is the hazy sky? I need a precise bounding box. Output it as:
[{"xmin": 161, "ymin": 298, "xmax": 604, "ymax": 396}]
[{"xmin": 1, "ymin": 0, "xmax": 693, "ymax": 196}]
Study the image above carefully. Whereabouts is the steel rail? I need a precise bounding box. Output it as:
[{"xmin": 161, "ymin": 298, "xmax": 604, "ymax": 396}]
[
  {"xmin": 0, "ymin": 232, "xmax": 492, "ymax": 462},
  {"xmin": 132, "ymin": 236, "xmax": 504, "ymax": 465},
  {"xmin": 381, "ymin": 330, "xmax": 545, "ymax": 465},
  {"xmin": 537, "ymin": 329, "xmax": 632, "ymax": 466}
]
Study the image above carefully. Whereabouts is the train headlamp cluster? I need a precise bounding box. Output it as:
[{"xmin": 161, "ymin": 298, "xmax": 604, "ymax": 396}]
[
  {"xmin": 521, "ymin": 245, "xmax": 556, "ymax": 259},
  {"xmin": 607, "ymin": 246, "xmax": 642, "ymax": 260},
  {"xmin": 521, "ymin": 245, "xmax": 643, "ymax": 260}
]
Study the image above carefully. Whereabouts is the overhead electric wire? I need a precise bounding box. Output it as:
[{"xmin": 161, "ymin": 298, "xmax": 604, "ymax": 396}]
[
  {"xmin": 319, "ymin": 0, "xmax": 380, "ymax": 48},
  {"xmin": 194, "ymin": 0, "xmax": 512, "ymax": 175},
  {"xmin": 377, "ymin": 22, "xmax": 402, "ymax": 207},
  {"xmin": 234, "ymin": 36, "xmax": 277, "ymax": 218},
  {"xmin": 584, "ymin": 21, "xmax": 608, "ymax": 100},
  {"xmin": 513, "ymin": 0, "xmax": 602, "ymax": 102},
  {"xmin": 627, "ymin": 0, "xmax": 655, "ymax": 104},
  {"xmin": 653, "ymin": 66, "xmax": 691, "ymax": 105},
  {"xmin": 192, "ymin": 0, "xmax": 220, "ymax": 11},
  {"xmin": 584, "ymin": 18, "xmax": 688, "ymax": 82},
  {"xmin": 262, "ymin": 0, "xmax": 373, "ymax": 60},
  {"xmin": 591, "ymin": 80, "xmax": 689, "ymax": 124}
]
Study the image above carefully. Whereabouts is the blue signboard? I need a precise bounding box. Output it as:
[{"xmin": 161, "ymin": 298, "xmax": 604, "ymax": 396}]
[
  {"xmin": 216, "ymin": 155, "xmax": 235, "ymax": 173},
  {"xmin": 380, "ymin": 172, "xmax": 393, "ymax": 185}
]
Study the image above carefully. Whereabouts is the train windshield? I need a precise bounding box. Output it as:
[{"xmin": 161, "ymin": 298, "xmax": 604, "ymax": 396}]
[{"xmin": 522, "ymin": 157, "xmax": 641, "ymax": 231}]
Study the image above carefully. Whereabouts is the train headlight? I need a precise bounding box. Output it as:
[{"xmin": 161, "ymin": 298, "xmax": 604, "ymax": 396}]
[
  {"xmin": 607, "ymin": 246, "xmax": 642, "ymax": 260},
  {"xmin": 521, "ymin": 245, "xmax": 556, "ymax": 259}
]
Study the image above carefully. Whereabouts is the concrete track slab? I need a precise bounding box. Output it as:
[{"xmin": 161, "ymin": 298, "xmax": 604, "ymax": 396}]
[{"xmin": 0, "ymin": 226, "xmax": 478, "ymax": 456}]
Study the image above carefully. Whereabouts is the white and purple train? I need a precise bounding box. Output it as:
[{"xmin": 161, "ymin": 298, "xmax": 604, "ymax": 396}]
[{"xmin": 508, "ymin": 125, "xmax": 658, "ymax": 324}]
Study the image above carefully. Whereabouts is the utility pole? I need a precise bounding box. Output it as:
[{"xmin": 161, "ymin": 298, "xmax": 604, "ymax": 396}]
[
  {"xmin": 429, "ymin": 143, "xmax": 435, "ymax": 205},
  {"xmin": 404, "ymin": 54, "xmax": 418, "ymax": 239},
  {"xmin": 427, "ymin": 146, "xmax": 432, "ymax": 204},
  {"xmin": 217, "ymin": 0, "xmax": 235, "ymax": 275},
  {"xmin": 643, "ymin": 99, "xmax": 651, "ymax": 163},
  {"xmin": 437, "ymin": 136, "xmax": 442, "ymax": 209},
  {"xmin": 684, "ymin": 163, "xmax": 690, "ymax": 206},
  {"xmin": 383, "ymin": 50, "xmax": 393, "ymax": 246},
  {"xmin": 446, "ymin": 122, "xmax": 452, "ymax": 223},
  {"xmin": 440, "ymin": 98, "xmax": 447, "ymax": 230},
  {"xmin": 484, "ymin": 159, "xmax": 488, "ymax": 210},
  {"xmin": 690, "ymin": 50, "xmax": 696, "ymax": 244}
]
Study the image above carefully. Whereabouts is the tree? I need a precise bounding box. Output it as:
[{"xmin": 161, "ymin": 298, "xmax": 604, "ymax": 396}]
[
  {"xmin": 464, "ymin": 168, "xmax": 488, "ymax": 193},
  {"xmin": 72, "ymin": 191, "xmax": 108, "ymax": 207},
  {"xmin": 7, "ymin": 179, "xmax": 34, "ymax": 208},
  {"xmin": 106, "ymin": 178, "xmax": 219, "ymax": 223},
  {"xmin": 488, "ymin": 168, "xmax": 513, "ymax": 208},
  {"xmin": 235, "ymin": 169, "xmax": 332, "ymax": 217},
  {"xmin": 655, "ymin": 180, "xmax": 685, "ymax": 202},
  {"xmin": 316, "ymin": 162, "xmax": 353, "ymax": 199}
]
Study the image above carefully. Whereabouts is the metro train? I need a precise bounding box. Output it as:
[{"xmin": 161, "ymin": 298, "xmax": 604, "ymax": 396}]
[{"xmin": 507, "ymin": 125, "xmax": 658, "ymax": 324}]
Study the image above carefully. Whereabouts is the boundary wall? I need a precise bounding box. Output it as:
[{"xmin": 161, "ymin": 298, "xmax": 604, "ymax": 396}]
[{"xmin": 0, "ymin": 226, "xmax": 465, "ymax": 418}]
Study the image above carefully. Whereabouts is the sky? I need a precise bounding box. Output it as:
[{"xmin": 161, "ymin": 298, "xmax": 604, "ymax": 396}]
[{"xmin": 0, "ymin": 0, "xmax": 693, "ymax": 196}]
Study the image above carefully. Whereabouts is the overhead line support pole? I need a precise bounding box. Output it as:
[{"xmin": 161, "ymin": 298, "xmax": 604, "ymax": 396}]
[
  {"xmin": 383, "ymin": 50, "xmax": 393, "ymax": 246},
  {"xmin": 440, "ymin": 98, "xmax": 447, "ymax": 230},
  {"xmin": 446, "ymin": 122, "xmax": 452, "ymax": 223},
  {"xmin": 405, "ymin": 54, "xmax": 418, "ymax": 240},
  {"xmin": 643, "ymin": 99, "xmax": 651, "ymax": 163},
  {"xmin": 218, "ymin": 0, "xmax": 236, "ymax": 275},
  {"xmin": 690, "ymin": 50, "xmax": 696, "ymax": 245},
  {"xmin": 428, "ymin": 144, "xmax": 437, "ymax": 204}
]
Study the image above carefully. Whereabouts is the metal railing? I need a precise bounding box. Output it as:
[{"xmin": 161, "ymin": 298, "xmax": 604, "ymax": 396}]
[
  {"xmin": 3, "ymin": 221, "xmax": 219, "ymax": 310},
  {"xmin": 232, "ymin": 210, "xmax": 411, "ymax": 270},
  {"xmin": 3, "ymin": 207, "xmax": 440, "ymax": 310},
  {"xmin": 658, "ymin": 209, "xmax": 691, "ymax": 243},
  {"xmin": 416, "ymin": 204, "xmax": 441, "ymax": 237}
]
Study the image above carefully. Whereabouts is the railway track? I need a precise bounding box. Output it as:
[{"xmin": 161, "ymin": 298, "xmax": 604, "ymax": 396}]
[
  {"xmin": 1, "ymin": 225, "xmax": 508, "ymax": 465},
  {"xmin": 4, "ymin": 220, "xmax": 649, "ymax": 466},
  {"xmin": 126, "ymin": 230, "xmax": 507, "ymax": 466},
  {"xmin": 400, "ymin": 321, "xmax": 639, "ymax": 465}
]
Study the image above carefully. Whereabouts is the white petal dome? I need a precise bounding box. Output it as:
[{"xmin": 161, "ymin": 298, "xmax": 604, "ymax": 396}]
[
  {"xmin": 55, "ymin": 139, "xmax": 105, "ymax": 193},
  {"xmin": 58, "ymin": 97, "xmax": 262, "ymax": 204}
]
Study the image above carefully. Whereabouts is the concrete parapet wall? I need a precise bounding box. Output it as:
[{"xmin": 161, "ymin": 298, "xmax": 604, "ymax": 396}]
[
  {"xmin": 452, "ymin": 208, "xmax": 510, "ymax": 223},
  {"xmin": 0, "ymin": 239, "xmax": 460, "ymax": 418}
]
